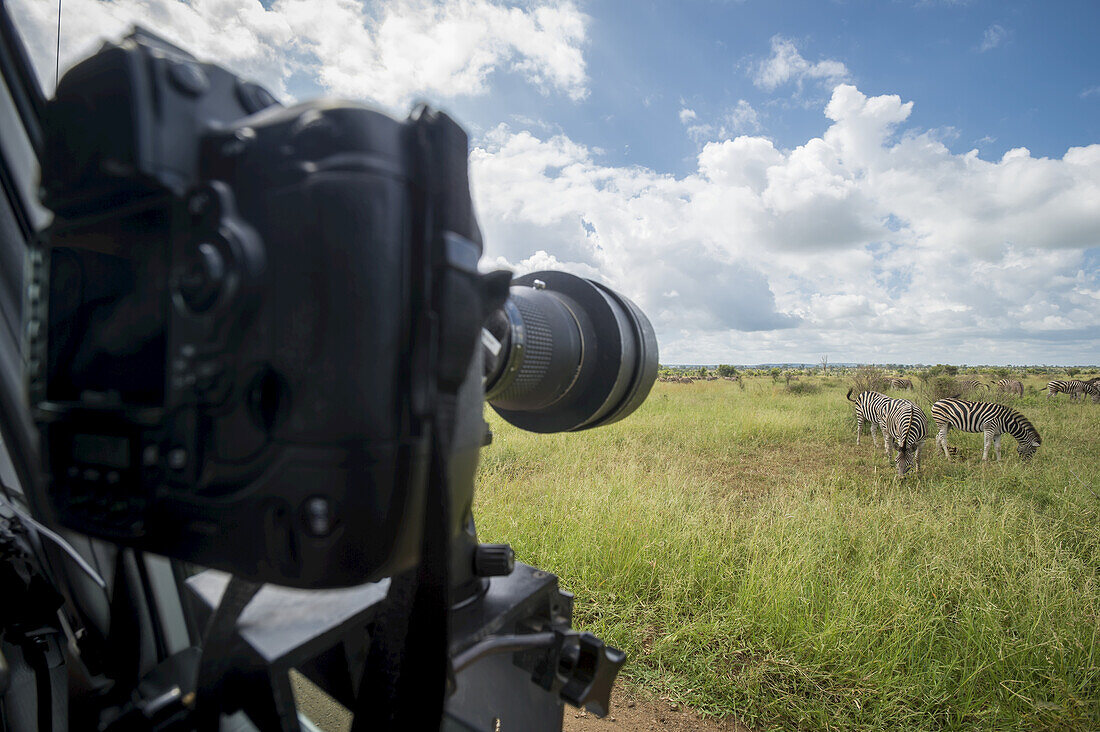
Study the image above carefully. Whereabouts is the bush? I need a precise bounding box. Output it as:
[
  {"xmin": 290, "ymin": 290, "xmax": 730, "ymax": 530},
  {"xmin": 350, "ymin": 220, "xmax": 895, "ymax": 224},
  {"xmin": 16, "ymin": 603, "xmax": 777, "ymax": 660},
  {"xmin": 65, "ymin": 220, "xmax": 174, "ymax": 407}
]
[
  {"xmin": 850, "ymin": 365, "xmax": 887, "ymax": 393},
  {"xmin": 917, "ymin": 375, "xmax": 961, "ymax": 405}
]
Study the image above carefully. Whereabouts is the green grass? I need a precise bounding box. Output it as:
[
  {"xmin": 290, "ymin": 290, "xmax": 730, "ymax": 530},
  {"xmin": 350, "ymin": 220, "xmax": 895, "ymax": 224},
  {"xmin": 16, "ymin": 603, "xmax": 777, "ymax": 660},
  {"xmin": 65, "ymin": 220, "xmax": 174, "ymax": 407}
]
[{"xmin": 474, "ymin": 376, "xmax": 1100, "ymax": 730}]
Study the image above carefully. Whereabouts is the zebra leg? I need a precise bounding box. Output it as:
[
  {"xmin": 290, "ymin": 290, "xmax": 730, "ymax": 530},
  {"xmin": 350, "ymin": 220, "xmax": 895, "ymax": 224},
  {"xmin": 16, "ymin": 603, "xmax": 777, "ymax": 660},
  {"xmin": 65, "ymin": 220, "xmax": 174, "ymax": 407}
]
[
  {"xmin": 937, "ymin": 427, "xmax": 950, "ymax": 461},
  {"xmin": 993, "ymin": 433, "xmax": 1002, "ymax": 461},
  {"xmin": 856, "ymin": 416, "xmax": 863, "ymax": 445},
  {"xmin": 915, "ymin": 441, "xmax": 923, "ymax": 473},
  {"xmin": 982, "ymin": 430, "xmax": 993, "ymax": 462}
]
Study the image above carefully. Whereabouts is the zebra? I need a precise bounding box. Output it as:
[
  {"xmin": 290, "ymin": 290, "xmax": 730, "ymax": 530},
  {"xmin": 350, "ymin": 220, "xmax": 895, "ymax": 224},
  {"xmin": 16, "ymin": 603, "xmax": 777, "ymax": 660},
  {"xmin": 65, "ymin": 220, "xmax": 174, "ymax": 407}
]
[
  {"xmin": 1046, "ymin": 378, "xmax": 1100, "ymax": 403},
  {"xmin": 993, "ymin": 378, "xmax": 1024, "ymax": 396},
  {"xmin": 845, "ymin": 388, "xmax": 892, "ymax": 450},
  {"xmin": 931, "ymin": 398, "xmax": 1042, "ymax": 462},
  {"xmin": 955, "ymin": 378, "xmax": 989, "ymax": 394},
  {"xmin": 882, "ymin": 397, "xmax": 928, "ymax": 476},
  {"xmin": 887, "ymin": 377, "xmax": 913, "ymax": 390}
]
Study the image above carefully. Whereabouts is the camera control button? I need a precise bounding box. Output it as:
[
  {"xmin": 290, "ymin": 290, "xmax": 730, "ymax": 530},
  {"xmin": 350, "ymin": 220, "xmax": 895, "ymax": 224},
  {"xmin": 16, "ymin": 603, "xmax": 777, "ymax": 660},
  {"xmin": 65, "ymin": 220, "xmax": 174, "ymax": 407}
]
[
  {"xmin": 303, "ymin": 497, "xmax": 335, "ymax": 537},
  {"xmin": 167, "ymin": 448, "xmax": 188, "ymax": 471},
  {"xmin": 175, "ymin": 242, "xmax": 227, "ymax": 313}
]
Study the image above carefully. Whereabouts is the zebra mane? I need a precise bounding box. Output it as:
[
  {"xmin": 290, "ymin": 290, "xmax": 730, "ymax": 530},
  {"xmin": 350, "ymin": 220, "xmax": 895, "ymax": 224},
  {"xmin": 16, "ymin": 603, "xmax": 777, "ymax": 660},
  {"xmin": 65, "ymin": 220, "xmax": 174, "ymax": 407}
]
[{"xmin": 1006, "ymin": 406, "xmax": 1041, "ymax": 443}]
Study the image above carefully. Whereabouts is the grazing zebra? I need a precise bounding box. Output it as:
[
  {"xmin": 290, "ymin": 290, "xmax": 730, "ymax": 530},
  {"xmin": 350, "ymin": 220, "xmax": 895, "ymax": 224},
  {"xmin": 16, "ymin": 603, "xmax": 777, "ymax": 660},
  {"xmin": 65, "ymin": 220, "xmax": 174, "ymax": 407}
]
[
  {"xmin": 955, "ymin": 378, "xmax": 989, "ymax": 393},
  {"xmin": 883, "ymin": 397, "xmax": 928, "ymax": 476},
  {"xmin": 887, "ymin": 377, "xmax": 913, "ymax": 390},
  {"xmin": 1046, "ymin": 378, "xmax": 1100, "ymax": 403},
  {"xmin": 846, "ymin": 388, "xmax": 892, "ymax": 450},
  {"xmin": 931, "ymin": 398, "xmax": 1042, "ymax": 462},
  {"xmin": 993, "ymin": 378, "xmax": 1024, "ymax": 396}
]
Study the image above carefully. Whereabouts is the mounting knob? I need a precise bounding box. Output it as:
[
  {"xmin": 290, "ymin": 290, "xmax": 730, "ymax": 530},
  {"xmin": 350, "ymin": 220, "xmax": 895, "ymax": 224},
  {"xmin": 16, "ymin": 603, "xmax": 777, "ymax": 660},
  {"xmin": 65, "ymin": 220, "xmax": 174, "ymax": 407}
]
[
  {"xmin": 558, "ymin": 632, "xmax": 625, "ymax": 717},
  {"xmin": 473, "ymin": 543, "xmax": 514, "ymax": 577}
]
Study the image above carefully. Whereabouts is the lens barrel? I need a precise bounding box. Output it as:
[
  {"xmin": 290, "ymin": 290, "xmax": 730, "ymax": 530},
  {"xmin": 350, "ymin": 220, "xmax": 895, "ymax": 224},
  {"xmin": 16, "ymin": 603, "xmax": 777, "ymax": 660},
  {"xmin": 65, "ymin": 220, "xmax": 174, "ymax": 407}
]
[{"xmin": 484, "ymin": 271, "xmax": 658, "ymax": 433}]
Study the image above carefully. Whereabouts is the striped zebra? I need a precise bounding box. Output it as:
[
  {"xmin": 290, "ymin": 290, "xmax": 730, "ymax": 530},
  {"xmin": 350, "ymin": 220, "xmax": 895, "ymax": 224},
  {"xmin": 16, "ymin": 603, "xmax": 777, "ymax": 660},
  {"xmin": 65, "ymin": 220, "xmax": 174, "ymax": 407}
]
[
  {"xmin": 993, "ymin": 378, "xmax": 1024, "ymax": 396},
  {"xmin": 1046, "ymin": 378, "xmax": 1100, "ymax": 403},
  {"xmin": 931, "ymin": 398, "xmax": 1042, "ymax": 462},
  {"xmin": 846, "ymin": 388, "xmax": 892, "ymax": 451},
  {"xmin": 956, "ymin": 378, "xmax": 989, "ymax": 393},
  {"xmin": 882, "ymin": 397, "xmax": 928, "ymax": 476},
  {"xmin": 887, "ymin": 377, "xmax": 913, "ymax": 390}
]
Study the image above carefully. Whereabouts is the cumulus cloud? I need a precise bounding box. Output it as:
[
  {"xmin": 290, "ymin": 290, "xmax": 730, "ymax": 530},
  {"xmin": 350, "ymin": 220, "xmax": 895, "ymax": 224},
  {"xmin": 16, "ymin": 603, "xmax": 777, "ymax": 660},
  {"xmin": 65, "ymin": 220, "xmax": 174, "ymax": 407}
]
[
  {"xmin": 753, "ymin": 35, "xmax": 849, "ymax": 92},
  {"xmin": 472, "ymin": 85, "xmax": 1100, "ymax": 363},
  {"xmin": 11, "ymin": 0, "xmax": 588, "ymax": 106}
]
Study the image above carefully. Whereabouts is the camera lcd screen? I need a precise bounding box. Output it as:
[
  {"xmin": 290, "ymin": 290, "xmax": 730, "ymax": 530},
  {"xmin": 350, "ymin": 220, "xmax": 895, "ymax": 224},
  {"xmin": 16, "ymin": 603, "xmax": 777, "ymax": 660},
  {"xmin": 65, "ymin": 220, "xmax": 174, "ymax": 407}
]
[{"xmin": 72, "ymin": 433, "xmax": 131, "ymax": 469}]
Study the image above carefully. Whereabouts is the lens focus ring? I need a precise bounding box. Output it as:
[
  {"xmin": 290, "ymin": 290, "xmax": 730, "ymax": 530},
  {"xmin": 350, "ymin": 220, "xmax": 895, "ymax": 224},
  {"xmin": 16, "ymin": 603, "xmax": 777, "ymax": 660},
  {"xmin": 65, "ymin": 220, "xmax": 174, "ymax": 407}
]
[
  {"xmin": 494, "ymin": 296, "xmax": 554, "ymax": 401},
  {"xmin": 484, "ymin": 288, "xmax": 583, "ymax": 411}
]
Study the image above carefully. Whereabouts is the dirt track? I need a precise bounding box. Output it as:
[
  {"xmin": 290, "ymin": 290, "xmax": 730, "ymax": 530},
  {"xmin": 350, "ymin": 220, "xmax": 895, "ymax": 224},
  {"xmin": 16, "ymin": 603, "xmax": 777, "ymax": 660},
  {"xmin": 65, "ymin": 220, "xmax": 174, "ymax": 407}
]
[{"xmin": 291, "ymin": 673, "xmax": 750, "ymax": 732}]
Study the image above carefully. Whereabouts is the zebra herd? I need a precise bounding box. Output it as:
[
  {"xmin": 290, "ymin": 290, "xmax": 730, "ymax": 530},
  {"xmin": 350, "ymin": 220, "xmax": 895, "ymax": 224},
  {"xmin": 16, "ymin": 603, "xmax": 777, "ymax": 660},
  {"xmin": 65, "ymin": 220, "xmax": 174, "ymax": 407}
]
[
  {"xmin": 932, "ymin": 377, "xmax": 1097, "ymax": 402},
  {"xmin": 846, "ymin": 387, "xmax": 1043, "ymax": 477},
  {"xmin": 1046, "ymin": 378, "xmax": 1100, "ymax": 403}
]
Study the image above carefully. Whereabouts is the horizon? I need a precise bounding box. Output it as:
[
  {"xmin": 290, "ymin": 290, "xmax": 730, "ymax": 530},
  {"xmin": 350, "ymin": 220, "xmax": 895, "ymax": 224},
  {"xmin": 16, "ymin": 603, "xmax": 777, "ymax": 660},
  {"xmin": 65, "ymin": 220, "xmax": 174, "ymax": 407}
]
[{"xmin": 663, "ymin": 363, "xmax": 1100, "ymax": 369}]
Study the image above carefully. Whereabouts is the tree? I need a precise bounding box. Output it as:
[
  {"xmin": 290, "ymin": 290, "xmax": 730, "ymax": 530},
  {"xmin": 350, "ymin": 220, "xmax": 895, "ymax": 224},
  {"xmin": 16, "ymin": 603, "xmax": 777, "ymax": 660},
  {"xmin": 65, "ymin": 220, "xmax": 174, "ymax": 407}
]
[
  {"xmin": 717, "ymin": 364, "xmax": 738, "ymax": 377},
  {"xmin": 1067, "ymin": 367, "xmax": 1080, "ymax": 378},
  {"xmin": 820, "ymin": 355, "xmax": 829, "ymax": 374},
  {"xmin": 697, "ymin": 366, "xmax": 709, "ymax": 378},
  {"xmin": 769, "ymin": 367, "xmax": 782, "ymax": 383}
]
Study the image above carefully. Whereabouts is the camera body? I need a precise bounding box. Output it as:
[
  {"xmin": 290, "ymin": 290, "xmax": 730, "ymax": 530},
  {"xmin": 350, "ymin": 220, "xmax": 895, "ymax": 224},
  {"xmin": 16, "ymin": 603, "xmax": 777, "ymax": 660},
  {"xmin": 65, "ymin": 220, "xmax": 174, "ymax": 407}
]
[{"xmin": 29, "ymin": 30, "xmax": 489, "ymax": 587}]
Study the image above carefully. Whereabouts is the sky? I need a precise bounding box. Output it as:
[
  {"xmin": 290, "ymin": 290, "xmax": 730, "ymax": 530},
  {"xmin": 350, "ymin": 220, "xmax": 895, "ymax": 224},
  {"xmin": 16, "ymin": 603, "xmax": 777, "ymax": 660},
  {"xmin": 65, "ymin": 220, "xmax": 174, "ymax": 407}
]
[{"xmin": 10, "ymin": 0, "xmax": 1100, "ymax": 365}]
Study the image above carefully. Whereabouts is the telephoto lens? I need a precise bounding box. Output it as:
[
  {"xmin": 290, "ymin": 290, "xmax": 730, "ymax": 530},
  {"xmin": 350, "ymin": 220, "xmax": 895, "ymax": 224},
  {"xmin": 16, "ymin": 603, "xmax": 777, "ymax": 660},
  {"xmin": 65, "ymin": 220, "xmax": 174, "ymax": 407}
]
[{"xmin": 483, "ymin": 271, "xmax": 658, "ymax": 433}]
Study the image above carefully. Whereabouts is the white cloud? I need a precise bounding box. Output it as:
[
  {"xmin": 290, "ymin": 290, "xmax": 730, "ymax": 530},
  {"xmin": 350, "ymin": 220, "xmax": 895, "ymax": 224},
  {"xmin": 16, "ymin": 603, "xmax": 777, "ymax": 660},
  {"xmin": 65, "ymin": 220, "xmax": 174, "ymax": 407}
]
[
  {"xmin": 472, "ymin": 85, "xmax": 1100, "ymax": 363},
  {"xmin": 10, "ymin": 0, "xmax": 588, "ymax": 107},
  {"xmin": 1080, "ymin": 86, "xmax": 1100, "ymax": 99},
  {"xmin": 753, "ymin": 35, "xmax": 849, "ymax": 92},
  {"xmin": 679, "ymin": 100, "xmax": 762, "ymax": 143},
  {"xmin": 979, "ymin": 23, "xmax": 1009, "ymax": 52}
]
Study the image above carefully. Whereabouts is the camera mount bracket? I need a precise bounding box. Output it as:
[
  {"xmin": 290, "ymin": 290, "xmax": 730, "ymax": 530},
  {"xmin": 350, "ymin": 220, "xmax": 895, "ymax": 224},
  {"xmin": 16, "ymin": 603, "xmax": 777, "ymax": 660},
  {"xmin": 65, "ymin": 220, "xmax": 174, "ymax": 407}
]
[{"xmin": 177, "ymin": 560, "xmax": 619, "ymax": 731}]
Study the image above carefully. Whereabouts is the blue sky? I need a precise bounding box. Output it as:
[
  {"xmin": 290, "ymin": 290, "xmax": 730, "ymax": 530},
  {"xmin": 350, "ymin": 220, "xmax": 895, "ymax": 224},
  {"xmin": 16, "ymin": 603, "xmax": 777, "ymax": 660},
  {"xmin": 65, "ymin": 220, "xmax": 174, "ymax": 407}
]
[
  {"xmin": 12, "ymin": 0, "xmax": 1100, "ymax": 364},
  {"xmin": 431, "ymin": 1, "xmax": 1100, "ymax": 175}
]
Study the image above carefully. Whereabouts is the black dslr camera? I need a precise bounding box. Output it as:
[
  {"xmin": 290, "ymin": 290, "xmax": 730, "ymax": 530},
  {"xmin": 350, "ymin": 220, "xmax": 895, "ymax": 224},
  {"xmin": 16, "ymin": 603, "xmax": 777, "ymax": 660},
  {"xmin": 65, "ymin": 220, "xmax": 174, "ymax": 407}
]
[{"xmin": 22, "ymin": 27, "xmax": 657, "ymax": 731}]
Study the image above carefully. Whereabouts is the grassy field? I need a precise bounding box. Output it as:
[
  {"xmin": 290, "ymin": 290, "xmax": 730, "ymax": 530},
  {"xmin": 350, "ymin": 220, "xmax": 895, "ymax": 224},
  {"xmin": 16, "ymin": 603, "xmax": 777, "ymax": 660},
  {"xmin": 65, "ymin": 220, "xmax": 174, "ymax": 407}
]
[{"xmin": 474, "ymin": 375, "xmax": 1100, "ymax": 730}]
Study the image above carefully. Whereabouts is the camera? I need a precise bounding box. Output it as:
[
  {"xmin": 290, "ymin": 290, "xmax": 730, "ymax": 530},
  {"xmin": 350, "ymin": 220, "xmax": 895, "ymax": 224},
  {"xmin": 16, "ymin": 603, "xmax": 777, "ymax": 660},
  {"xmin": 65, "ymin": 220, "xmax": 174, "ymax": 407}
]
[{"xmin": 13, "ymin": 24, "xmax": 657, "ymax": 730}]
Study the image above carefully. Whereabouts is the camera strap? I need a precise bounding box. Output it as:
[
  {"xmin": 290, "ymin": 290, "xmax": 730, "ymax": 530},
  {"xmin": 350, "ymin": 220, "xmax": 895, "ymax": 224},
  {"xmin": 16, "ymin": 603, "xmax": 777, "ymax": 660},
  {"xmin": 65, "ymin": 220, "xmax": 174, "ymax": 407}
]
[
  {"xmin": 352, "ymin": 409, "xmax": 453, "ymax": 731},
  {"xmin": 351, "ymin": 107, "xmax": 472, "ymax": 732}
]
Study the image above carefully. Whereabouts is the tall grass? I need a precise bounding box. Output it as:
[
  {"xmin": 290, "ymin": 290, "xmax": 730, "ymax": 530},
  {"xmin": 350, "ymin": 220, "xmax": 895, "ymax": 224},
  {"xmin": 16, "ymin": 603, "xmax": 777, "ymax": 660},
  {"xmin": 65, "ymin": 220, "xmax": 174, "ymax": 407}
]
[{"xmin": 474, "ymin": 376, "xmax": 1100, "ymax": 730}]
